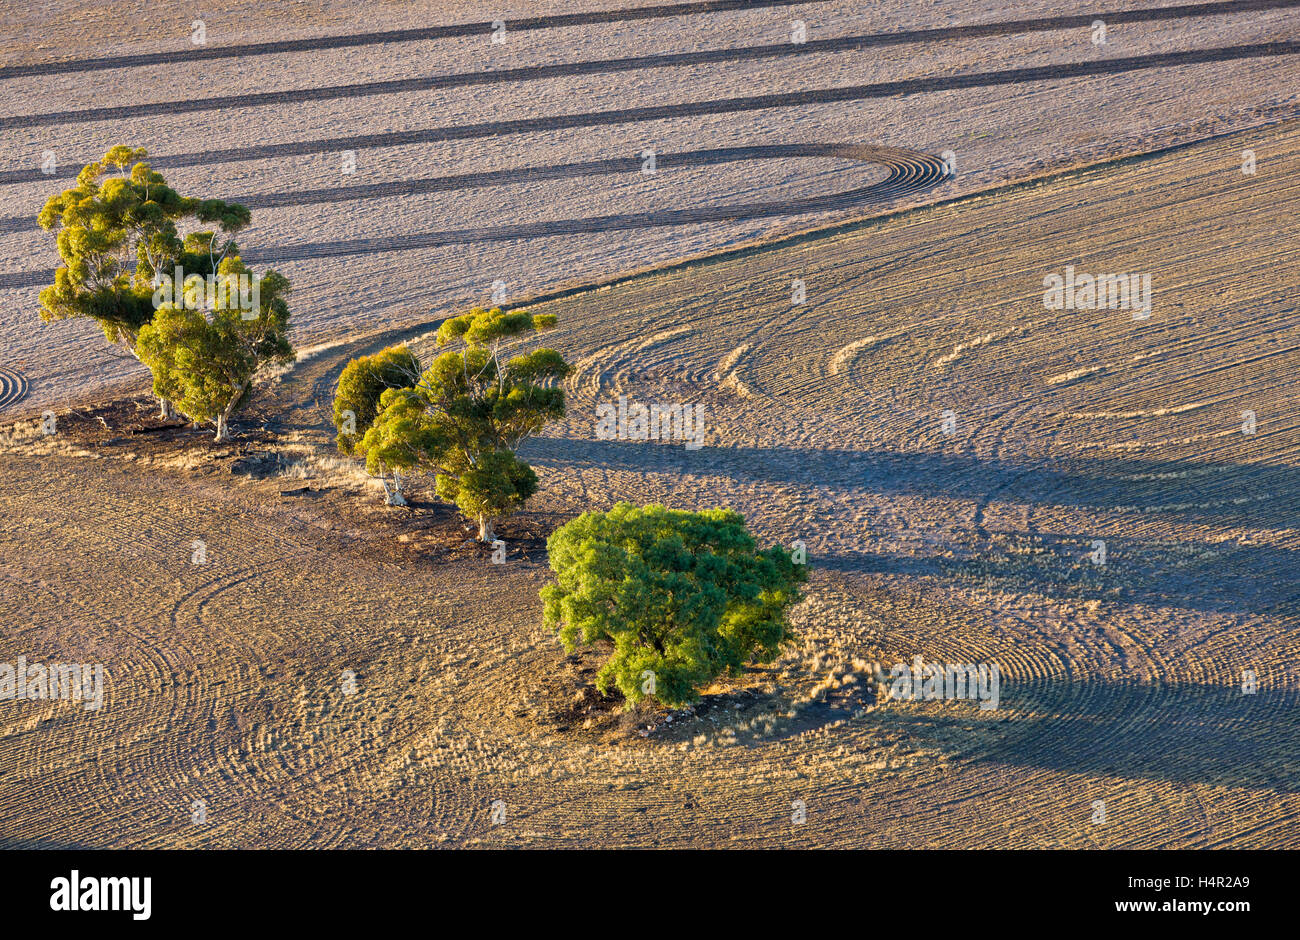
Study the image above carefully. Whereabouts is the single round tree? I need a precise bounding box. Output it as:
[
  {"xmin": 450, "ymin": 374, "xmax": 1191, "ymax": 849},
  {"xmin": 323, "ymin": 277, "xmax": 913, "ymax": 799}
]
[
  {"xmin": 359, "ymin": 307, "xmax": 568, "ymax": 540},
  {"xmin": 542, "ymin": 502, "xmax": 808, "ymax": 708}
]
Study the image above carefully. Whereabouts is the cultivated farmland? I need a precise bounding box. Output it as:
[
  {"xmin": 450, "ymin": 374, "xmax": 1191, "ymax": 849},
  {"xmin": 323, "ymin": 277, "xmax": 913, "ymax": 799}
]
[{"xmin": 0, "ymin": 0, "xmax": 1297, "ymax": 848}]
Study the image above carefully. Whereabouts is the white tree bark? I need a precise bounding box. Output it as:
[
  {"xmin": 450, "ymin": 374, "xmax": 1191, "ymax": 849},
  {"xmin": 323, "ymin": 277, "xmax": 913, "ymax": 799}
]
[
  {"xmin": 382, "ymin": 471, "xmax": 407, "ymax": 506},
  {"xmin": 477, "ymin": 515, "xmax": 496, "ymax": 542},
  {"xmin": 213, "ymin": 383, "xmax": 245, "ymax": 442}
]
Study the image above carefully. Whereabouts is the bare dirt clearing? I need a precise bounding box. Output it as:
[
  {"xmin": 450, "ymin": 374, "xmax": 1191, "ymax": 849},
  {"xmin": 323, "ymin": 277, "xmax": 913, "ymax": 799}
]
[{"xmin": 1, "ymin": 118, "xmax": 1296, "ymax": 847}]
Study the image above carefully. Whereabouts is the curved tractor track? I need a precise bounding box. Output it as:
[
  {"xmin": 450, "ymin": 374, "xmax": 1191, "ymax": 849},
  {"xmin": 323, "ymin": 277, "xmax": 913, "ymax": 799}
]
[
  {"xmin": 0, "ymin": 367, "xmax": 28, "ymax": 411},
  {"xmin": 0, "ymin": 144, "xmax": 947, "ymax": 288},
  {"xmin": 260, "ymin": 144, "xmax": 949, "ymax": 263},
  {"xmin": 1, "ymin": 2, "xmax": 1298, "ymax": 850}
]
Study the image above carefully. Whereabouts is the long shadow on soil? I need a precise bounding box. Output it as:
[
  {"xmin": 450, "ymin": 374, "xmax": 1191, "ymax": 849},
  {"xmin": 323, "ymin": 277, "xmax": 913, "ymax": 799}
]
[
  {"xmin": 816, "ymin": 533, "xmax": 1300, "ymax": 619},
  {"xmin": 524, "ymin": 437, "xmax": 1299, "ymax": 529},
  {"xmin": 525, "ymin": 437, "xmax": 1300, "ymax": 616},
  {"xmin": 767, "ymin": 675, "xmax": 1300, "ymax": 794},
  {"xmin": 891, "ymin": 675, "xmax": 1300, "ymax": 794}
]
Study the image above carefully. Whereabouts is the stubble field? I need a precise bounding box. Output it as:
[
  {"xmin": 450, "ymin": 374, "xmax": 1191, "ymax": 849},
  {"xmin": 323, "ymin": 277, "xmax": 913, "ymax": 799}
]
[
  {"xmin": 2, "ymin": 114, "xmax": 1297, "ymax": 846},
  {"xmin": 0, "ymin": 0, "xmax": 1297, "ymax": 848}
]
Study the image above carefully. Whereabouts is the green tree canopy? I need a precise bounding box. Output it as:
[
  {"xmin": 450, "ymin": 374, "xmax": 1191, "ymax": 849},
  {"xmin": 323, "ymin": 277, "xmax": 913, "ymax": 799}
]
[
  {"xmin": 332, "ymin": 346, "xmax": 422, "ymax": 504},
  {"xmin": 136, "ymin": 257, "xmax": 293, "ymax": 441},
  {"xmin": 36, "ymin": 146, "xmax": 249, "ymax": 348},
  {"xmin": 36, "ymin": 145, "xmax": 253, "ymax": 421},
  {"xmin": 356, "ymin": 307, "xmax": 568, "ymax": 539},
  {"xmin": 542, "ymin": 503, "xmax": 808, "ymax": 708}
]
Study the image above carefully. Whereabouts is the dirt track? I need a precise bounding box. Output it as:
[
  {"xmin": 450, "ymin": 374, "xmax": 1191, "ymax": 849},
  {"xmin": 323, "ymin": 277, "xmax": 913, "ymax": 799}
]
[{"xmin": 0, "ymin": 115, "xmax": 1295, "ymax": 847}]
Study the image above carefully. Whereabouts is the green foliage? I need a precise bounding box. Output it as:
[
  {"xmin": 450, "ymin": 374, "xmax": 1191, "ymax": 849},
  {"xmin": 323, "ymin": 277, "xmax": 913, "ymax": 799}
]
[
  {"xmin": 178, "ymin": 230, "xmax": 240, "ymax": 280},
  {"xmin": 433, "ymin": 448, "xmax": 538, "ymax": 529},
  {"xmin": 542, "ymin": 503, "xmax": 807, "ymax": 708},
  {"xmin": 357, "ymin": 307, "xmax": 568, "ymax": 537},
  {"xmin": 358, "ymin": 386, "xmax": 445, "ymax": 478},
  {"xmin": 332, "ymin": 346, "xmax": 421, "ymax": 457},
  {"xmin": 36, "ymin": 145, "xmax": 250, "ymax": 349},
  {"xmin": 136, "ymin": 257, "xmax": 294, "ymax": 440},
  {"xmin": 435, "ymin": 308, "xmax": 556, "ymax": 348}
]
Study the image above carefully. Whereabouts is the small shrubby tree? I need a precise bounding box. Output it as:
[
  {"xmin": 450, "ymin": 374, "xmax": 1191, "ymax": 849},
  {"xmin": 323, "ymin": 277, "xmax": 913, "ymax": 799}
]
[
  {"xmin": 332, "ymin": 345, "xmax": 421, "ymax": 504},
  {"xmin": 357, "ymin": 307, "xmax": 569, "ymax": 539},
  {"xmin": 36, "ymin": 145, "xmax": 250, "ymax": 419},
  {"xmin": 136, "ymin": 257, "xmax": 294, "ymax": 441},
  {"xmin": 542, "ymin": 503, "xmax": 808, "ymax": 708}
]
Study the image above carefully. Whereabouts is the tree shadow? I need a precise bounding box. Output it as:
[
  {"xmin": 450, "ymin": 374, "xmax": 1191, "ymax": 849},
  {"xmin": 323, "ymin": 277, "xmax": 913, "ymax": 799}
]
[
  {"xmin": 753, "ymin": 674, "xmax": 1299, "ymax": 795},
  {"xmin": 525, "ymin": 437, "xmax": 1300, "ymax": 615},
  {"xmin": 913, "ymin": 532, "xmax": 1295, "ymax": 618},
  {"xmin": 878, "ymin": 675, "xmax": 1300, "ymax": 795},
  {"xmin": 525, "ymin": 437, "xmax": 1297, "ymax": 528}
]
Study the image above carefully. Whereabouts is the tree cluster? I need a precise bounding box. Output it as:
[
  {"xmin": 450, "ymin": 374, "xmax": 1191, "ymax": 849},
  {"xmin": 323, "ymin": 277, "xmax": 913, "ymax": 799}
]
[
  {"xmin": 332, "ymin": 308, "xmax": 569, "ymax": 540},
  {"xmin": 37, "ymin": 146, "xmax": 293, "ymax": 439},
  {"xmin": 43, "ymin": 150, "xmax": 802, "ymax": 710}
]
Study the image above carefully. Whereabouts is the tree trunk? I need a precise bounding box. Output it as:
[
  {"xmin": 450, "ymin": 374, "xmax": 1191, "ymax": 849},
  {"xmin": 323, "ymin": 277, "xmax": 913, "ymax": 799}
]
[
  {"xmin": 477, "ymin": 515, "xmax": 496, "ymax": 542},
  {"xmin": 213, "ymin": 385, "xmax": 244, "ymax": 442},
  {"xmin": 383, "ymin": 471, "xmax": 407, "ymax": 506},
  {"xmin": 158, "ymin": 397, "xmax": 178, "ymax": 421}
]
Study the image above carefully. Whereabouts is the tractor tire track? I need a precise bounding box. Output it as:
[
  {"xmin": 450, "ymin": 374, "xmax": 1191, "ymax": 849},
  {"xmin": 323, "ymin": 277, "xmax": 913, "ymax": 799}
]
[
  {"xmin": 5, "ymin": 42, "xmax": 1298, "ymax": 187},
  {"xmin": 0, "ymin": 143, "xmax": 949, "ymax": 288},
  {"xmin": 2, "ymin": 0, "xmax": 1292, "ymax": 81},
  {"xmin": 0, "ymin": 367, "xmax": 28, "ymax": 410},
  {"xmin": 11, "ymin": 0, "xmax": 1300, "ymax": 129},
  {"xmin": 0, "ymin": 144, "xmax": 931, "ymax": 233},
  {"xmin": 0, "ymin": 0, "xmax": 827, "ymax": 79}
]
